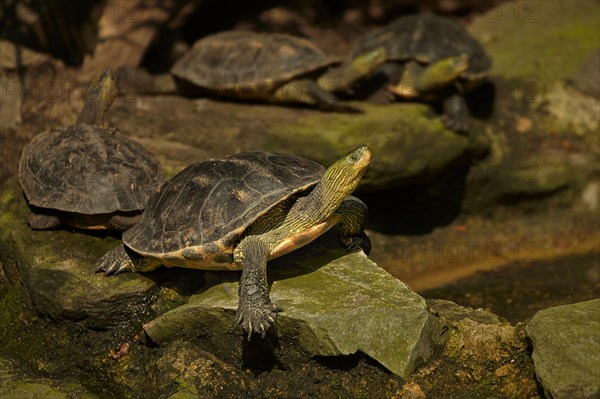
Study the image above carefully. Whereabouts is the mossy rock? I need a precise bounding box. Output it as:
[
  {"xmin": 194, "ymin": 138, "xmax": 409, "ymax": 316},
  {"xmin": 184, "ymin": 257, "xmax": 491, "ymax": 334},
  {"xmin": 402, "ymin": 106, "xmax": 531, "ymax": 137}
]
[
  {"xmin": 0, "ymin": 177, "xmax": 158, "ymax": 330},
  {"xmin": 527, "ymin": 299, "xmax": 600, "ymax": 399},
  {"xmin": 470, "ymin": 1, "xmax": 599, "ymax": 86},
  {"xmin": 0, "ymin": 357, "xmax": 100, "ymax": 399},
  {"xmin": 144, "ymin": 230, "xmax": 447, "ymax": 378},
  {"xmin": 110, "ymin": 97, "xmax": 471, "ymax": 189}
]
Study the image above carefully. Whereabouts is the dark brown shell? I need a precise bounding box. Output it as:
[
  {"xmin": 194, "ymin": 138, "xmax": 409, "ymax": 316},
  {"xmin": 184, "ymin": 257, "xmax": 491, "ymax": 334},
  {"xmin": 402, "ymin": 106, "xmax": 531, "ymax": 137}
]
[
  {"xmin": 123, "ymin": 152, "xmax": 325, "ymax": 262},
  {"xmin": 352, "ymin": 13, "xmax": 491, "ymax": 80},
  {"xmin": 19, "ymin": 124, "xmax": 165, "ymax": 215},
  {"xmin": 171, "ymin": 31, "xmax": 340, "ymax": 88}
]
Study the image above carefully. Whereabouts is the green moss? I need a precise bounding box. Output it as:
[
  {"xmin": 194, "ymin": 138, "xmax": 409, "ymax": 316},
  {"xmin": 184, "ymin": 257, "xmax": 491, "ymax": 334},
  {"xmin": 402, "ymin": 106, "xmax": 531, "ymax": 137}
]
[
  {"xmin": 2, "ymin": 382, "xmax": 69, "ymax": 399},
  {"xmin": 0, "ymin": 289, "xmax": 40, "ymax": 359},
  {"xmin": 470, "ymin": 1, "xmax": 599, "ymax": 85},
  {"xmin": 0, "ymin": 177, "xmax": 162, "ymax": 397},
  {"xmin": 266, "ymin": 103, "xmax": 469, "ymax": 189},
  {"xmin": 266, "ymin": 102, "xmax": 445, "ymax": 159}
]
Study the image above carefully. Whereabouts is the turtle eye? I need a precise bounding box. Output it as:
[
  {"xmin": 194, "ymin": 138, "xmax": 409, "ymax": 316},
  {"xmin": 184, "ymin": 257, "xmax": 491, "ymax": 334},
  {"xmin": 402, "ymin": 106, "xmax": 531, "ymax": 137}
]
[{"xmin": 349, "ymin": 154, "xmax": 359, "ymax": 163}]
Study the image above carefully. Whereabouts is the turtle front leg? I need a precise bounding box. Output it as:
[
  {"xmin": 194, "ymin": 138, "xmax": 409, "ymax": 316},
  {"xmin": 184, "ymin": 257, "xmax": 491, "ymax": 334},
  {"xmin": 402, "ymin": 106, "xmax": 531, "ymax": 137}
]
[
  {"xmin": 336, "ymin": 196, "xmax": 370, "ymax": 254},
  {"xmin": 365, "ymin": 62, "xmax": 405, "ymax": 104},
  {"xmin": 441, "ymin": 87, "xmax": 470, "ymax": 133},
  {"xmin": 234, "ymin": 236, "xmax": 282, "ymax": 339}
]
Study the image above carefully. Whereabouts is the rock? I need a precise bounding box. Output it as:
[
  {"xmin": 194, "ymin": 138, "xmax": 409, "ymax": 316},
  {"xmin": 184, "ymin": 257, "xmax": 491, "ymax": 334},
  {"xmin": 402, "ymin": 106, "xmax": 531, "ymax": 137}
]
[
  {"xmin": 0, "ymin": 178, "xmax": 158, "ymax": 329},
  {"xmin": 526, "ymin": 299, "xmax": 600, "ymax": 399},
  {"xmin": 420, "ymin": 300, "xmax": 538, "ymax": 398},
  {"xmin": 0, "ymin": 40, "xmax": 59, "ymax": 130},
  {"xmin": 470, "ymin": 1, "xmax": 599, "ymax": 85},
  {"xmin": 460, "ymin": 1, "xmax": 600, "ymax": 212},
  {"xmin": 568, "ymin": 50, "xmax": 600, "ymax": 99},
  {"xmin": 81, "ymin": 0, "xmax": 200, "ymax": 77},
  {"xmin": 153, "ymin": 340, "xmax": 248, "ymax": 399},
  {"xmin": 109, "ymin": 96, "xmax": 473, "ymax": 189},
  {"xmin": 0, "ymin": 173, "xmax": 442, "ymax": 393},
  {"xmin": 541, "ymin": 79, "xmax": 600, "ymax": 138},
  {"xmin": 0, "ymin": 357, "xmax": 99, "ymax": 399},
  {"xmin": 144, "ymin": 230, "xmax": 447, "ymax": 378},
  {"xmin": 463, "ymin": 150, "xmax": 582, "ymax": 212},
  {"xmin": 427, "ymin": 300, "xmax": 514, "ymax": 362}
]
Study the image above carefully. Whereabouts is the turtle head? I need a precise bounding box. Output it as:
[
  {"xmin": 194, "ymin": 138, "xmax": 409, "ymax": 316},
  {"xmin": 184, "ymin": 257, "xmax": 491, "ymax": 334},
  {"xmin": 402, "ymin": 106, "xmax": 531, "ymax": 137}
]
[
  {"xmin": 420, "ymin": 53, "xmax": 470, "ymax": 90},
  {"xmin": 350, "ymin": 47, "xmax": 388, "ymax": 77},
  {"xmin": 322, "ymin": 145, "xmax": 372, "ymax": 198},
  {"xmin": 77, "ymin": 68, "xmax": 118, "ymax": 126},
  {"xmin": 318, "ymin": 47, "xmax": 387, "ymax": 93},
  {"xmin": 391, "ymin": 54, "xmax": 470, "ymax": 97}
]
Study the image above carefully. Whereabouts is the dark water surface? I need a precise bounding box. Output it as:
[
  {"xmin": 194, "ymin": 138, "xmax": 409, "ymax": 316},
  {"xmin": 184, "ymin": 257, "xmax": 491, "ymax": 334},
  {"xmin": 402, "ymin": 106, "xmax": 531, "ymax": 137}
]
[{"xmin": 421, "ymin": 252, "xmax": 600, "ymax": 324}]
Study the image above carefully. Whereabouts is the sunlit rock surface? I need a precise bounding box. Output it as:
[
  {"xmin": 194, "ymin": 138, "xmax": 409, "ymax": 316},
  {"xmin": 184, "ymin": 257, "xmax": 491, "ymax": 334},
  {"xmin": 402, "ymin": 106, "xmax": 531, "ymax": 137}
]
[
  {"xmin": 526, "ymin": 299, "xmax": 600, "ymax": 399},
  {"xmin": 145, "ymin": 239, "xmax": 447, "ymax": 377}
]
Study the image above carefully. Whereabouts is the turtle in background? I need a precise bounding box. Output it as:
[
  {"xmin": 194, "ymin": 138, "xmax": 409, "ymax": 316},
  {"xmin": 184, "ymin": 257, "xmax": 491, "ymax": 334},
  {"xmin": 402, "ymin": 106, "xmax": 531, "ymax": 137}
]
[
  {"xmin": 350, "ymin": 13, "xmax": 492, "ymax": 132},
  {"xmin": 117, "ymin": 31, "xmax": 386, "ymax": 113},
  {"xmin": 96, "ymin": 146, "xmax": 372, "ymax": 338},
  {"xmin": 19, "ymin": 69, "xmax": 165, "ymax": 231}
]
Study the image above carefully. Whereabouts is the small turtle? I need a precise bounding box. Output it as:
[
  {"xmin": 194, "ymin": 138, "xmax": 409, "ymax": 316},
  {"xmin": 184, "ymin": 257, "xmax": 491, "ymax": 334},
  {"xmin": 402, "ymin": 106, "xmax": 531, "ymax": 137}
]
[
  {"xmin": 95, "ymin": 146, "xmax": 372, "ymax": 338},
  {"xmin": 351, "ymin": 13, "xmax": 492, "ymax": 131},
  {"xmin": 19, "ymin": 69, "xmax": 165, "ymax": 231},
  {"xmin": 118, "ymin": 31, "xmax": 386, "ymax": 112}
]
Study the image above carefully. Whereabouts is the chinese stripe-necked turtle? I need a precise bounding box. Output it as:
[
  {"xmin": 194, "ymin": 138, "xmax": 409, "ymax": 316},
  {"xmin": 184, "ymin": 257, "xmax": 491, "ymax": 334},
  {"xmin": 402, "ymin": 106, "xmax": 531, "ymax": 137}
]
[
  {"xmin": 351, "ymin": 13, "xmax": 491, "ymax": 131},
  {"xmin": 19, "ymin": 69, "xmax": 165, "ymax": 230},
  {"xmin": 119, "ymin": 31, "xmax": 386, "ymax": 113},
  {"xmin": 95, "ymin": 146, "xmax": 372, "ymax": 338}
]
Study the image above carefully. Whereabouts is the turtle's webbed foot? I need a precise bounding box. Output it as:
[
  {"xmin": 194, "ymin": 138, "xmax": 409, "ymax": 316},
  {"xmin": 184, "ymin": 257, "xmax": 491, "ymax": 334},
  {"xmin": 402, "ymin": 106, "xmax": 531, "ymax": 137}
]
[
  {"xmin": 441, "ymin": 114, "xmax": 469, "ymax": 133},
  {"xmin": 320, "ymin": 101, "xmax": 363, "ymax": 114},
  {"xmin": 441, "ymin": 92, "xmax": 470, "ymax": 133},
  {"xmin": 94, "ymin": 245, "xmax": 135, "ymax": 275},
  {"xmin": 236, "ymin": 302, "xmax": 283, "ymax": 340},
  {"xmin": 368, "ymin": 88, "xmax": 395, "ymax": 104},
  {"xmin": 341, "ymin": 233, "xmax": 372, "ymax": 255},
  {"xmin": 341, "ymin": 235, "xmax": 363, "ymax": 252}
]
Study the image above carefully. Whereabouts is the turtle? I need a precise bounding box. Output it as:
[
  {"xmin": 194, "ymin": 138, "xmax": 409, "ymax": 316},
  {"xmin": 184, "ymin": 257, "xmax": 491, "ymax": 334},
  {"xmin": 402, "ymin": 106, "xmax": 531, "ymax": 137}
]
[
  {"xmin": 350, "ymin": 12, "xmax": 492, "ymax": 132},
  {"xmin": 19, "ymin": 69, "xmax": 166, "ymax": 231},
  {"xmin": 117, "ymin": 31, "xmax": 386, "ymax": 113},
  {"xmin": 95, "ymin": 145, "xmax": 372, "ymax": 338}
]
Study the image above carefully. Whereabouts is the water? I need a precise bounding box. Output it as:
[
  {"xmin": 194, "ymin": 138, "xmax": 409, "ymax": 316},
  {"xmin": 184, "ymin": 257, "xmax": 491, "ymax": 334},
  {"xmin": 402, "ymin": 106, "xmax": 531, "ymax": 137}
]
[{"xmin": 421, "ymin": 252, "xmax": 600, "ymax": 324}]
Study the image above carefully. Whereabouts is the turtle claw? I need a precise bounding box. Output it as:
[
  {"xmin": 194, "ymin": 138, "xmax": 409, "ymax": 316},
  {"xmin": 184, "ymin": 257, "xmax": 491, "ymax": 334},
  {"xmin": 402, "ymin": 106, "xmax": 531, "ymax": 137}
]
[
  {"xmin": 441, "ymin": 114, "xmax": 469, "ymax": 133},
  {"xmin": 341, "ymin": 235, "xmax": 363, "ymax": 252},
  {"xmin": 236, "ymin": 302, "xmax": 283, "ymax": 340},
  {"xmin": 341, "ymin": 233, "xmax": 371, "ymax": 255},
  {"xmin": 94, "ymin": 245, "xmax": 135, "ymax": 275}
]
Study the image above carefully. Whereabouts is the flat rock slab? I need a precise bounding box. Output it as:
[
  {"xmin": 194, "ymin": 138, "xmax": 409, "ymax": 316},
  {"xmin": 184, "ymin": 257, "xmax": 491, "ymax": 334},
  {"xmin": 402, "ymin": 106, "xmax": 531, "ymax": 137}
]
[
  {"xmin": 144, "ymin": 231, "xmax": 446, "ymax": 378},
  {"xmin": 526, "ymin": 299, "xmax": 600, "ymax": 399}
]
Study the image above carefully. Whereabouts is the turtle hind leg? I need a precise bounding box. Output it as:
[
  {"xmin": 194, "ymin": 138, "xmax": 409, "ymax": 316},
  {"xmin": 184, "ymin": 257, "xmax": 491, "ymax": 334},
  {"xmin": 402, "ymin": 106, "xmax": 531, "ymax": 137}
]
[
  {"xmin": 94, "ymin": 244, "xmax": 152, "ymax": 275},
  {"xmin": 441, "ymin": 89, "xmax": 470, "ymax": 133},
  {"xmin": 107, "ymin": 212, "xmax": 142, "ymax": 231},
  {"xmin": 26, "ymin": 209, "xmax": 62, "ymax": 230},
  {"xmin": 234, "ymin": 236, "xmax": 283, "ymax": 340},
  {"xmin": 276, "ymin": 79, "xmax": 362, "ymax": 113},
  {"xmin": 312, "ymin": 87, "xmax": 363, "ymax": 113}
]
